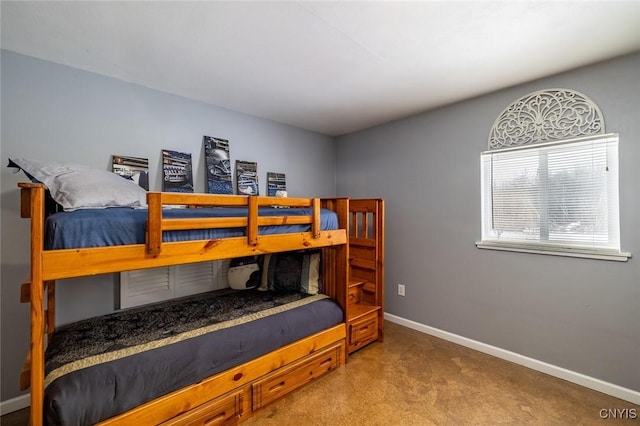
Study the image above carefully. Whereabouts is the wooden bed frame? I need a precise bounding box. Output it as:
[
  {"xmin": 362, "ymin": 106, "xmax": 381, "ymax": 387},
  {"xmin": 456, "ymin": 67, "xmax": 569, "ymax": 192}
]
[{"xmin": 18, "ymin": 182, "xmax": 384, "ymax": 425}]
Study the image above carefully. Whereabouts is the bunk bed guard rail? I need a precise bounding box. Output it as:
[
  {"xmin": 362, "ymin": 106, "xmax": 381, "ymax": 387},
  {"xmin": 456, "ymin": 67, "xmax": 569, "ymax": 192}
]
[{"xmin": 146, "ymin": 192, "xmax": 324, "ymax": 255}]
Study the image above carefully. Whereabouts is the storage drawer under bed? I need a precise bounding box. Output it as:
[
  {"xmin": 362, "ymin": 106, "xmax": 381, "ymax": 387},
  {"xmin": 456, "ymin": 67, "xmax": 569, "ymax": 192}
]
[
  {"xmin": 162, "ymin": 340, "xmax": 345, "ymax": 425},
  {"xmin": 160, "ymin": 388, "xmax": 248, "ymax": 426},
  {"xmin": 348, "ymin": 311, "xmax": 378, "ymax": 353},
  {"xmin": 251, "ymin": 341, "xmax": 344, "ymax": 410}
]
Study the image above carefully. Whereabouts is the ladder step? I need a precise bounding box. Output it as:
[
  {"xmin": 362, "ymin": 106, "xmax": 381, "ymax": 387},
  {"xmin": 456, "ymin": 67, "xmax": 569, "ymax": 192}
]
[
  {"xmin": 362, "ymin": 282, "xmax": 376, "ymax": 293},
  {"xmin": 348, "ymin": 279, "xmax": 366, "ymax": 288},
  {"xmin": 350, "ymin": 258, "xmax": 376, "ymax": 271}
]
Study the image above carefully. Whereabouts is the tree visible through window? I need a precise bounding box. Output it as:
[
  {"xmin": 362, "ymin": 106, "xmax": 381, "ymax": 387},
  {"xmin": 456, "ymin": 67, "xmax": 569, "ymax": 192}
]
[{"xmin": 481, "ymin": 135, "xmax": 619, "ymax": 251}]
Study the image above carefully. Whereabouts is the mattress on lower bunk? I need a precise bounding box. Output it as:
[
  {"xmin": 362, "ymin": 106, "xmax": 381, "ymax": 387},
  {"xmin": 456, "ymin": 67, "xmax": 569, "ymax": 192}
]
[
  {"xmin": 44, "ymin": 206, "xmax": 339, "ymax": 249},
  {"xmin": 44, "ymin": 288, "xmax": 344, "ymax": 426}
]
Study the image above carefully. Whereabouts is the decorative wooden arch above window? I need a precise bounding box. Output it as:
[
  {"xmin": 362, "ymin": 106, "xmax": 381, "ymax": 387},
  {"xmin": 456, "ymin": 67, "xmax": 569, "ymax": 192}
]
[
  {"xmin": 488, "ymin": 88, "xmax": 605, "ymax": 150},
  {"xmin": 479, "ymin": 87, "xmax": 630, "ymax": 261}
]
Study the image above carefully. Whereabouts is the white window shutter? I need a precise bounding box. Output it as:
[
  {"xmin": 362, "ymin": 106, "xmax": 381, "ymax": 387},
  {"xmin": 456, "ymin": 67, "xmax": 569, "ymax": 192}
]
[
  {"xmin": 174, "ymin": 262, "xmax": 213, "ymax": 298},
  {"xmin": 120, "ymin": 260, "xmax": 231, "ymax": 308},
  {"xmin": 120, "ymin": 266, "xmax": 174, "ymax": 309}
]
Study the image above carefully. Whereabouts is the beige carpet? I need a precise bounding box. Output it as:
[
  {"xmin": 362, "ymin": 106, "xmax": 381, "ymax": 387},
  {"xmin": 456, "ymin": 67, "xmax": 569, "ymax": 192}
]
[{"xmin": 242, "ymin": 321, "xmax": 638, "ymax": 425}]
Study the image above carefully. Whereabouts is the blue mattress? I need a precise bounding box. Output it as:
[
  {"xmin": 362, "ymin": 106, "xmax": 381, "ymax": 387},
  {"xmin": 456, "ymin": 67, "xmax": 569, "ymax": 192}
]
[
  {"xmin": 44, "ymin": 207, "xmax": 339, "ymax": 250},
  {"xmin": 43, "ymin": 289, "xmax": 344, "ymax": 425}
]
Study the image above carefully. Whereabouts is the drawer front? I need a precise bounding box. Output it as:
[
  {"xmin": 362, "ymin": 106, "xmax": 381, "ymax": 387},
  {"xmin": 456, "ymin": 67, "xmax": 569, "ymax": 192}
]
[
  {"xmin": 252, "ymin": 342, "xmax": 343, "ymax": 410},
  {"xmin": 161, "ymin": 388, "xmax": 246, "ymax": 426},
  {"xmin": 348, "ymin": 312, "xmax": 378, "ymax": 353}
]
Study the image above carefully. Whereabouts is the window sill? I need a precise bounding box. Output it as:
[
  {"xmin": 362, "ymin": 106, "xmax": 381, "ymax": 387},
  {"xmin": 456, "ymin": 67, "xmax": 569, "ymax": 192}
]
[{"xmin": 475, "ymin": 242, "xmax": 632, "ymax": 262}]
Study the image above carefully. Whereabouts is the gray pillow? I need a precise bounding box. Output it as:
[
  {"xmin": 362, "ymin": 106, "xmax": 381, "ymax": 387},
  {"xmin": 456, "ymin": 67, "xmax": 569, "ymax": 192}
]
[{"xmin": 9, "ymin": 157, "xmax": 148, "ymax": 211}]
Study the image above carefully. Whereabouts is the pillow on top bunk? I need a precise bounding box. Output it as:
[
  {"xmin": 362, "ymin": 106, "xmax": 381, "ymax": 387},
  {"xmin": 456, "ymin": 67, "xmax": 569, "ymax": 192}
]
[
  {"xmin": 257, "ymin": 250, "xmax": 322, "ymax": 295},
  {"xmin": 8, "ymin": 158, "xmax": 148, "ymax": 211}
]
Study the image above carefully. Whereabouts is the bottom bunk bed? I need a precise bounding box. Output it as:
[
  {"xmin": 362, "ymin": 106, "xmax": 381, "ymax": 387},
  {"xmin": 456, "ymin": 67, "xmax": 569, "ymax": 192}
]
[{"xmin": 44, "ymin": 287, "xmax": 345, "ymax": 425}]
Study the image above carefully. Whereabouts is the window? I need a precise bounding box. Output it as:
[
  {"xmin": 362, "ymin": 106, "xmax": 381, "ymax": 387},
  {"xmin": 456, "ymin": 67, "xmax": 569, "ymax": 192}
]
[{"xmin": 478, "ymin": 133, "xmax": 629, "ymax": 261}]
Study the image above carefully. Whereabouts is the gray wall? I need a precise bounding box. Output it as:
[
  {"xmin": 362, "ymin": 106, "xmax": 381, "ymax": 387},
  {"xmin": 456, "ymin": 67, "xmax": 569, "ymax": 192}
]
[
  {"xmin": 0, "ymin": 50, "xmax": 336, "ymax": 402},
  {"xmin": 336, "ymin": 52, "xmax": 640, "ymax": 392}
]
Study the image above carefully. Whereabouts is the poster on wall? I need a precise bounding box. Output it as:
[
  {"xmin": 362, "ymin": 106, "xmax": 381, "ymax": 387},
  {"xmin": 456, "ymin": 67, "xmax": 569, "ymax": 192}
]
[
  {"xmin": 267, "ymin": 172, "xmax": 287, "ymax": 197},
  {"xmin": 235, "ymin": 160, "xmax": 259, "ymax": 195},
  {"xmin": 203, "ymin": 136, "xmax": 233, "ymax": 194},
  {"xmin": 162, "ymin": 149, "xmax": 194, "ymax": 193},
  {"xmin": 111, "ymin": 155, "xmax": 150, "ymax": 190}
]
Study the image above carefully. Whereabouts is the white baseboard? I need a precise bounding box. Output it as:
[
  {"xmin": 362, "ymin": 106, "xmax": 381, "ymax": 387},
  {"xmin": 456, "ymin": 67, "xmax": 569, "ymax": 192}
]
[
  {"xmin": 385, "ymin": 313, "xmax": 640, "ymax": 405},
  {"xmin": 0, "ymin": 394, "xmax": 30, "ymax": 416}
]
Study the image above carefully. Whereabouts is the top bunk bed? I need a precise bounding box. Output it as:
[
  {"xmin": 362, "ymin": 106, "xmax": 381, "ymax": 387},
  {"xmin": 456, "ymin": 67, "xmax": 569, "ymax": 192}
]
[{"xmin": 20, "ymin": 183, "xmax": 348, "ymax": 280}]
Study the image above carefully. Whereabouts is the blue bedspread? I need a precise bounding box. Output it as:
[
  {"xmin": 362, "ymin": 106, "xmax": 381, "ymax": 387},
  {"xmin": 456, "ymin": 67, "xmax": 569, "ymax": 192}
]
[{"xmin": 45, "ymin": 207, "xmax": 339, "ymax": 249}]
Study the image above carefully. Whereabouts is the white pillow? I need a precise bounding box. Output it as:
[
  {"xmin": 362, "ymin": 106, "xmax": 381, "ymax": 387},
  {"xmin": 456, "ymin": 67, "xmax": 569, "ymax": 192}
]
[{"xmin": 9, "ymin": 157, "xmax": 148, "ymax": 211}]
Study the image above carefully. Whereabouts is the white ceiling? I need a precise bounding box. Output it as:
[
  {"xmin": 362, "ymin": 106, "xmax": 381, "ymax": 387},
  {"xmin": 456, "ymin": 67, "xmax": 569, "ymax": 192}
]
[{"xmin": 2, "ymin": 1, "xmax": 640, "ymax": 136}]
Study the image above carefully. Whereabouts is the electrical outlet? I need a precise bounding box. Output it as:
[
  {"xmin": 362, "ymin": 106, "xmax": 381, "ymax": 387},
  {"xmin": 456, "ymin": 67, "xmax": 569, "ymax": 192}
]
[{"xmin": 398, "ymin": 284, "xmax": 405, "ymax": 296}]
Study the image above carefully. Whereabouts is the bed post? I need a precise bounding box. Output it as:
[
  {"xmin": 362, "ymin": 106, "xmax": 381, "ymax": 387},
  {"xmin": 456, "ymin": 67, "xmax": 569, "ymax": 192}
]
[
  {"xmin": 375, "ymin": 199, "xmax": 385, "ymax": 343},
  {"xmin": 20, "ymin": 183, "xmax": 46, "ymax": 426},
  {"xmin": 311, "ymin": 198, "xmax": 321, "ymax": 239},
  {"xmin": 248, "ymin": 196, "xmax": 259, "ymax": 245},
  {"xmin": 147, "ymin": 192, "xmax": 163, "ymax": 255},
  {"xmin": 320, "ymin": 198, "xmax": 349, "ymax": 332}
]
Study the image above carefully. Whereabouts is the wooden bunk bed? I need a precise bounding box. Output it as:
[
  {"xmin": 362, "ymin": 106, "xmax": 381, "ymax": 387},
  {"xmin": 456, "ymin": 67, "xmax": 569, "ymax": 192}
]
[{"xmin": 17, "ymin": 181, "xmax": 384, "ymax": 426}]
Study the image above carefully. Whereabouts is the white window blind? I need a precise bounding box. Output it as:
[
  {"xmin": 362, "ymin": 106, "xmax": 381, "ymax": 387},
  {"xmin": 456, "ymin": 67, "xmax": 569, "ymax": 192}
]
[{"xmin": 480, "ymin": 133, "xmax": 624, "ymax": 257}]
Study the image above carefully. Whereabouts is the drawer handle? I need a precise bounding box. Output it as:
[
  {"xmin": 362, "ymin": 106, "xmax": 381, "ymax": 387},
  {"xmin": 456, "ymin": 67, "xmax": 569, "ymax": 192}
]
[
  {"xmin": 204, "ymin": 411, "xmax": 226, "ymax": 425},
  {"xmin": 269, "ymin": 381, "xmax": 286, "ymax": 393},
  {"xmin": 320, "ymin": 357, "xmax": 333, "ymax": 366}
]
